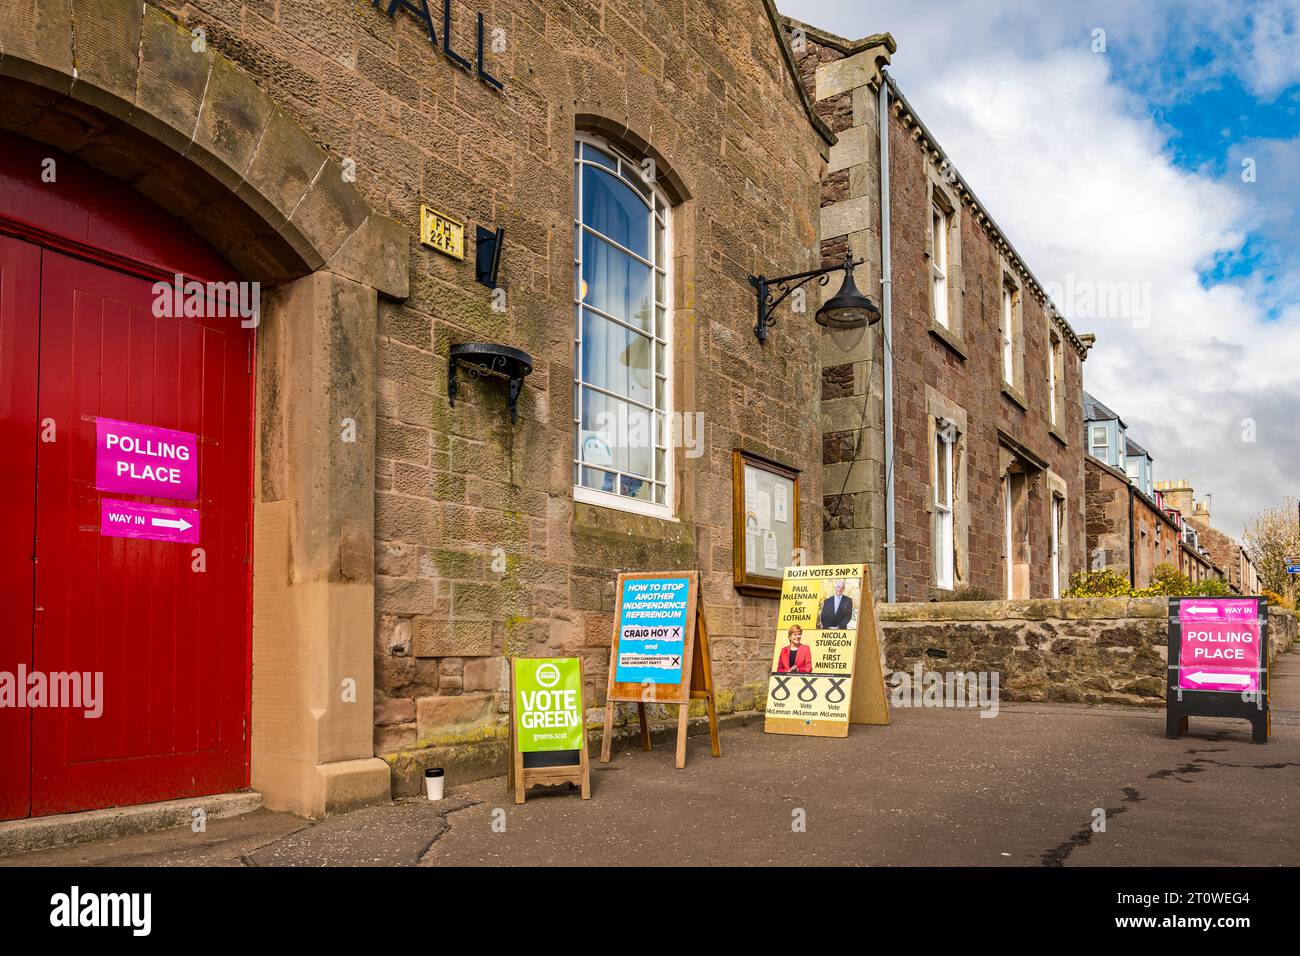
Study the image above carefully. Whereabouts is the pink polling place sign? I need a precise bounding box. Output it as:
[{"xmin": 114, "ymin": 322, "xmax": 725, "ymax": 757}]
[
  {"xmin": 101, "ymin": 499, "xmax": 201, "ymax": 545},
  {"xmin": 1177, "ymin": 598, "xmax": 1261, "ymax": 693},
  {"xmin": 95, "ymin": 417, "xmax": 198, "ymax": 500}
]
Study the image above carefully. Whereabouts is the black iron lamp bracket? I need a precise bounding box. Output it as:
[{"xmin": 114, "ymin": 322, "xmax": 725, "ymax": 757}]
[{"xmin": 748, "ymin": 254, "xmax": 864, "ymax": 344}]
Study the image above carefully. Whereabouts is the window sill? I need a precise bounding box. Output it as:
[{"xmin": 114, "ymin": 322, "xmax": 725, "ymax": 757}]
[
  {"xmin": 574, "ymin": 485, "xmax": 673, "ymax": 521},
  {"xmin": 928, "ymin": 321, "xmax": 967, "ymax": 359},
  {"xmin": 572, "ymin": 498, "xmax": 694, "ymax": 550},
  {"xmin": 928, "ymin": 584, "xmax": 956, "ymax": 602},
  {"xmin": 1049, "ymin": 425, "xmax": 1069, "ymax": 447},
  {"xmin": 1001, "ymin": 384, "xmax": 1027, "ymax": 410}
]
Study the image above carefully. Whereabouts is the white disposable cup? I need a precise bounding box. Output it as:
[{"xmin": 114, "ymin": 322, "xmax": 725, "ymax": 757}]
[{"xmin": 424, "ymin": 768, "xmax": 445, "ymax": 801}]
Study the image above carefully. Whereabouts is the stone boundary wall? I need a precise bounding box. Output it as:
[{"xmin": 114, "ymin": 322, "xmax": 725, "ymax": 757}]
[
  {"xmin": 381, "ymin": 598, "xmax": 1300, "ymax": 792},
  {"xmin": 878, "ymin": 599, "xmax": 1297, "ymax": 707}
]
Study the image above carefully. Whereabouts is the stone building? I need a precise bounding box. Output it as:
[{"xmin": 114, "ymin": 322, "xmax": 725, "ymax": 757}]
[
  {"xmin": 788, "ymin": 20, "xmax": 1090, "ymax": 603},
  {"xmin": 1085, "ymin": 458, "xmax": 1219, "ymax": 589},
  {"xmin": 0, "ymin": 0, "xmax": 837, "ymax": 822},
  {"xmin": 1082, "ymin": 395, "xmax": 1223, "ymax": 588},
  {"xmin": 1155, "ymin": 480, "xmax": 1257, "ymax": 594}
]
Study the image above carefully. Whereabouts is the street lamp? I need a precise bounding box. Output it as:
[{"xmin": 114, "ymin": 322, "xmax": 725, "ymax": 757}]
[{"xmin": 748, "ymin": 252, "xmax": 881, "ymax": 345}]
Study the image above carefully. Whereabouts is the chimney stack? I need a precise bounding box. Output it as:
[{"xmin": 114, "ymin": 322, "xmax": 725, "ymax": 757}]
[{"xmin": 1154, "ymin": 479, "xmax": 1193, "ymax": 516}]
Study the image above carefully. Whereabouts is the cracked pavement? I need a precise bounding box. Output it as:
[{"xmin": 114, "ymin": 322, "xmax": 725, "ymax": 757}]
[{"xmin": 6, "ymin": 650, "xmax": 1298, "ymax": 867}]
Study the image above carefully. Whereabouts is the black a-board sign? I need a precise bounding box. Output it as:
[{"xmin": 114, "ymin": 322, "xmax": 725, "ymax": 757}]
[{"xmin": 1166, "ymin": 596, "xmax": 1269, "ymax": 743}]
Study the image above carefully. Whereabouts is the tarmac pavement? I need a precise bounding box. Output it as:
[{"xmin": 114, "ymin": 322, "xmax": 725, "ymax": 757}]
[{"xmin": 5, "ymin": 650, "xmax": 1298, "ymax": 868}]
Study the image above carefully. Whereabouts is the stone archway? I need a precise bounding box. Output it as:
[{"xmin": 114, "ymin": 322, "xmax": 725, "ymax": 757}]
[{"xmin": 1, "ymin": 0, "xmax": 410, "ymax": 816}]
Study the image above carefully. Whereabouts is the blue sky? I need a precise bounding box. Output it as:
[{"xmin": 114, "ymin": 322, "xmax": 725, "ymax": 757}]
[
  {"xmin": 781, "ymin": 0, "xmax": 1300, "ymax": 538},
  {"xmin": 1129, "ymin": 40, "xmax": 1299, "ymax": 306}
]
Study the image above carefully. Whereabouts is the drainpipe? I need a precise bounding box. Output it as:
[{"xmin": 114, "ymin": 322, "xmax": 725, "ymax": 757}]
[{"xmin": 879, "ymin": 72, "xmax": 896, "ymax": 603}]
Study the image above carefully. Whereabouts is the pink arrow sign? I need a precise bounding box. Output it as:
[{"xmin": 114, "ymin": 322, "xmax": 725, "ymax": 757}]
[
  {"xmin": 95, "ymin": 417, "xmax": 198, "ymax": 500},
  {"xmin": 1178, "ymin": 599, "xmax": 1257, "ymax": 622},
  {"xmin": 1178, "ymin": 598, "xmax": 1261, "ymax": 693},
  {"xmin": 101, "ymin": 499, "xmax": 201, "ymax": 544}
]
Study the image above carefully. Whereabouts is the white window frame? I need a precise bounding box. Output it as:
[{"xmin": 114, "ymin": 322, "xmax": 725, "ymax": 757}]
[
  {"xmin": 572, "ymin": 134, "xmax": 674, "ymax": 519},
  {"xmin": 931, "ymin": 202, "xmax": 949, "ymax": 329},
  {"xmin": 1001, "ymin": 283, "xmax": 1015, "ymax": 384},
  {"xmin": 933, "ymin": 421, "xmax": 956, "ymax": 590},
  {"xmin": 1004, "ymin": 476, "xmax": 1015, "ymax": 599},
  {"xmin": 1050, "ymin": 494, "xmax": 1063, "ymax": 598},
  {"xmin": 1089, "ymin": 424, "xmax": 1109, "ymax": 462}
]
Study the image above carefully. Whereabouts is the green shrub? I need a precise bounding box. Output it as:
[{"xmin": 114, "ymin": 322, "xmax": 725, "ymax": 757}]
[
  {"xmin": 1067, "ymin": 564, "xmax": 1233, "ymax": 599},
  {"xmin": 1144, "ymin": 563, "xmax": 1191, "ymax": 595},
  {"xmin": 1063, "ymin": 568, "xmax": 1132, "ymax": 598}
]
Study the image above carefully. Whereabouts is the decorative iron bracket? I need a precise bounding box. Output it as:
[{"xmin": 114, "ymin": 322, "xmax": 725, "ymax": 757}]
[
  {"xmin": 748, "ymin": 254, "xmax": 863, "ymax": 344},
  {"xmin": 448, "ymin": 343, "xmax": 533, "ymax": 424}
]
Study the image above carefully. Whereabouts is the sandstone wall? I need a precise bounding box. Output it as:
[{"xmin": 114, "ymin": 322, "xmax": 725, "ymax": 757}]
[
  {"xmin": 127, "ymin": 0, "xmax": 832, "ymax": 764},
  {"xmin": 879, "ymin": 599, "xmax": 1297, "ymax": 706},
  {"xmin": 791, "ymin": 26, "xmax": 1090, "ymax": 603},
  {"xmin": 1084, "ymin": 457, "xmax": 1182, "ymax": 588},
  {"xmin": 1187, "ymin": 511, "xmax": 1252, "ymax": 594}
]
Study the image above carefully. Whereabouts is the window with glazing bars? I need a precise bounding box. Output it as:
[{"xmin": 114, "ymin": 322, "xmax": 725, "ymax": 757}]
[{"xmin": 573, "ymin": 138, "xmax": 672, "ymax": 514}]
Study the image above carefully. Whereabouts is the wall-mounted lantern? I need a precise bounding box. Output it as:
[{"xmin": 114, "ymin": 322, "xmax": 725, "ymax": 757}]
[
  {"xmin": 748, "ymin": 252, "xmax": 881, "ymax": 345},
  {"xmin": 476, "ymin": 225, "xmax": 505, "ymax": 288},
  {"xmin": 448, "ymin": 343, "xmax": 533, "ymax": 424}
]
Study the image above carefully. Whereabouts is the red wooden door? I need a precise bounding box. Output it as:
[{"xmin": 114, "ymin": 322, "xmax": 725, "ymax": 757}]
[
  {"xmin": 0, "ymin": 235, "xmax": 41, "ymax": 820},
  {"xmin": 26, "ymin": 251, "xmax": 252, "ymax": 816}
]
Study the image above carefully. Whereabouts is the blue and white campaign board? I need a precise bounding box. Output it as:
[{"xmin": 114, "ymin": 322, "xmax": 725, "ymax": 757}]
[
  {"xmin": 613, "ymin": 575, "xmax": 690, "ymax": 685},
  {"xmin": 600, "ymin": 570, "xmax": 721, "ymax": 769}
]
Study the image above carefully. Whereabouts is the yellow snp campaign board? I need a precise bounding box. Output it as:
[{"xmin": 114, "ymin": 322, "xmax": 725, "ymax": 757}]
[{"xmin": 763, "ymin": 563, "xmax": 889, "ymax": 738}]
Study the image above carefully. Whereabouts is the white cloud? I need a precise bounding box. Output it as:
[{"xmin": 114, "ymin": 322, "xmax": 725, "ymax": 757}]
[
  {"xmin": 781, "ymin": 0, "xmax": 1300, "ymax": 539},
  {"xmin": 1239, "ymin": 0, "xmax": 1300, "ymax": 98}
]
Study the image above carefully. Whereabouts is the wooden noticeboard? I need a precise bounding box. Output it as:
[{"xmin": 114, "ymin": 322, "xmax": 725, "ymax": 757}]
[
  {"xmin": 508, "ymin": 657, "xmax": 591, "ymax": 803},
  {"xmin": 732, "ymin": 450, "xmax": 800, "ymax": 597},
  {"xmin": 763, "ymin": 563, "xmax": 889, "ymax": 737},
  {"xmin": 599, "ymin": 570, "xmax": 721, "ymax": 768}
]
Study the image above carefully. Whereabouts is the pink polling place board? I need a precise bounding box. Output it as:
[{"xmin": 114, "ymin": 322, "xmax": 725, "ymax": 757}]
[
  {"xmin": 1177, "ymin": 598, "xmax": 1261, "ymax": 693},
  {"xmin": 95, "ymin": 417, "xmax": 198, "ymax": 500}
]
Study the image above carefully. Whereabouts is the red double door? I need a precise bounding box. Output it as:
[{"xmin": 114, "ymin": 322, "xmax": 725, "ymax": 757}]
[{"xmin": 0, "ymin": 236, "xmax": 252, "ymax": 819}]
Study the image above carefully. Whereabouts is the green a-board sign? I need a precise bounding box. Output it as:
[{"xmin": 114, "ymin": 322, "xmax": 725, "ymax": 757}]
[
  {"xmin": 508, "ymin": 657, "xmax": 591, "ymax": 803},
  {"xmin": 514, "ymin": 658, "xmax": 584, "ymax": 752}
]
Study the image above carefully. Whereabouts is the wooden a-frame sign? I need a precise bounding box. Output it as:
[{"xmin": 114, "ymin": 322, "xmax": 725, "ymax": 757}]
[
  {"xmin": 600, "ymin": 570, "xmax": 721, "ymax": 768},
  {"xmin": 763, "ymin": 562, "xmax": 890, "ymax": 738},
  {"xmin": 508, "ymin": 657, "xmax": 592, "ymax": 804}
]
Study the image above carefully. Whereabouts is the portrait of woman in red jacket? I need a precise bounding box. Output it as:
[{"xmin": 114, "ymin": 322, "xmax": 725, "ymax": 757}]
[{"xmin": 775, "ymin": 624, "xmax": 813, "ymax": 674}]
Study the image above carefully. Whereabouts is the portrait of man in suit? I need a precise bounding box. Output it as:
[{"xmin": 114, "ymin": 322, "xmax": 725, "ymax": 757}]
[
  {"xmin": 817, "ymin": 579, "xmax": 855, "ymax": 630},
  {"xmin": 775, "ymin": 624, "xmax": 812, "ymax": 674}
]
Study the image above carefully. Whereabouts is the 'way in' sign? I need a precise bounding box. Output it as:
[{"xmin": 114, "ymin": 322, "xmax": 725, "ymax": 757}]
[{"xmin": 101, "ymin": 500, "xmax": 201, "ymax": 545}]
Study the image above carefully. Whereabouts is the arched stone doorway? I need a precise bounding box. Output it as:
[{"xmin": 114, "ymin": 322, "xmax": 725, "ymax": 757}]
[{"xmin": 0, "ymin": 0, "xmax": 409, "ymax": 818}]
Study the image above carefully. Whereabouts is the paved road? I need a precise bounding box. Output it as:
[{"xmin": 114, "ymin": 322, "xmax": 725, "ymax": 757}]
[{"xmin": 6, "ymin": 651, "xmax": 1299, "ymax": 867}]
